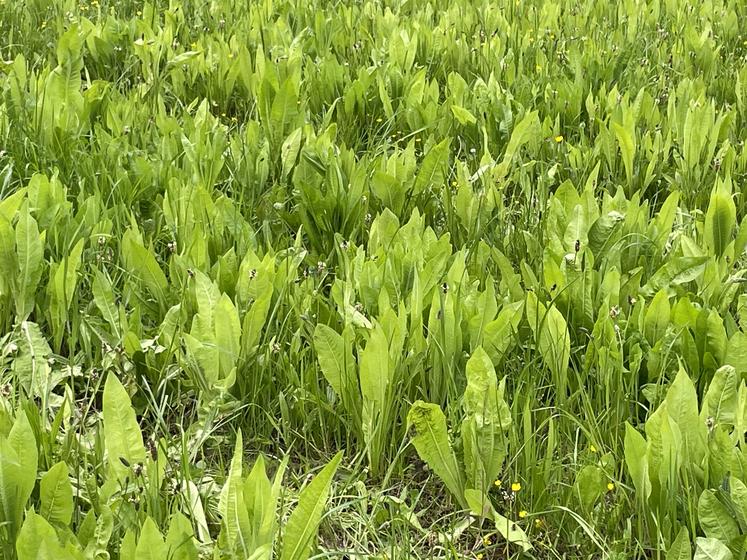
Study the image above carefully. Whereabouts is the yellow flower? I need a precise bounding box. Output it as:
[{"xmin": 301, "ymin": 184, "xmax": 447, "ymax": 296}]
[
  {"xmin": 136, "ymin": 10, "xmax": 142, "ymax": 16},
  {"xmin": 590, "ymin": 444, "xmax": 597, "ymax": 453},
  {"xmin": 482, "ymin": 536, "xmax": 492, "ymax": 545},
  {"xmin": 494, "ymin": 479, "xmax": 502, "ymax": 487},
  {"xmin": 477, "ymin": 555, "xmax": 484, "ymax": 560},
  {"xmin": 535, "ymin": 64, "xmax": 542, "ymax": 71},
  {"xmin": 607, "ymin": 482, "xmax": 615, "ymax": 492},
  {"xmin": 376, "ymin": 117, "xmax": 383, "ymax": 123},
  {"xmin": 519, "ymin": 510, "xmax": 528, "ymax": 518},
  {"xmin": 554, "ymin": 135, "xmax": 564, "ymax": 143},
  {"xmin": 511, "ymin": 482, "xmax": 522, "ymax": 492}
]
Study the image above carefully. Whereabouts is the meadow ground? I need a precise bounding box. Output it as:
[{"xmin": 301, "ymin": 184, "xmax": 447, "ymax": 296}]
[{"xmin": 1, "ymin": 0, "xmax": 747, "ymax": 559}]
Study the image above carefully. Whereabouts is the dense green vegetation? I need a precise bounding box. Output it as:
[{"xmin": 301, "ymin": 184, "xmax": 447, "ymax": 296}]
[{"xmin": 2, "ymin": 0, "xmax": 747, "ymax": 557}]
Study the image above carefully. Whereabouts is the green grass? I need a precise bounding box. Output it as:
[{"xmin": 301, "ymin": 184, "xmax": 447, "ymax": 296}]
[{"xmin": 1, "ymin": 0, "xmax": 747, "ymax": 558}]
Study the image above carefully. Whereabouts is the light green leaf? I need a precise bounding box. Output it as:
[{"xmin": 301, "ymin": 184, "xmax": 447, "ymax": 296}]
[
  {"xmin": 92, "ymin": 269, "xmax": 121, "ymax": 338},
  {"xmin": 121, "ymin": 229, "xmax": 168, "ymax": 305},
  {"xmin": 165, "ymin": 512, "xmax": 198, "ymax": 560},
  {"xmin": 704, "ymin": 180, "xmax": 736, "ymax": 259},
  {"xmin": 280, "ymin": 451, "xmax": 342, "ymax": 560},
  {"xmin": 135, "ymin": 517, "xmax": 168, "ymax": 560},
  {"xmin": 694, "ymin": 537, "xmax": 733, "ymax": 560},
  {"xmin": 413, "ymin": 138, "xmax": 450, "ymax": 195},
  {"xmin": 701, "ymin": 366, "xmax": 737, "ymax": 427},
  {"xmin": 313, "ymin": 324, "xmax": 357, "ymax": 402},
  {"xmin": 102, "ymin": 373, "xmax": 146, "ymax": 482},
  {"xmin": 15, "ymin": 209, "xmax": 44, "ymax": 320},
  {"xmin": 698, "ymin": 490, "xmax": 739, "ymax": 543},
  {"xmin": 668, "ymin": 526, "xmax": 691, "ymax": 560},
  {"xmin": 218, "ymin": 431, "xmax": 251, "ymax": 555},
  {"xmin": 214, "ymin": 294, "xmax": 241, "ymax": 378},
  {"xmin": 624, "ymin": 422, "xmax": 651, "ymax": 501},
  {"xmin": 40, "ymin": 462, "xmax": 73, "ymax": 526},
  {"xmin": 665, "ymin": 368, "xmax": 706, "ymax": 464},
  {"xmin": 612, "ymin": 121, "xmax": 636, "ymax": 185},
  {"xmin": 359, "ymin": 323, "xmax": 390, "ymax": 405},
  {"xmin": 451, "ymin": 105, "xmax": 477, "ymax": 125},
  {"xmin": 407, "ymin": 401, "xmax": 465, "ymax": 507}
]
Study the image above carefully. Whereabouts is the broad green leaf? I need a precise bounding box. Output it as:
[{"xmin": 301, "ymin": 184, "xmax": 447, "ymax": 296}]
[
  {"xmin": 15, "ymin": 209, "xmax": 44, "ymax": 320},
  {"xmin": 526, "ymin": 293, "xmax": 570, "ymax": 399},
  {"xmin": 461, "ymin": 348, "xmax": 511, "ymax": 497},
  {"xmin": 451, "ymin": 105, "xmax": 477, "ymax": 125},
  {"xmin": 241, "ymin": 288, "xmax": 273, "ymax": 356},
  {"xmin": 612, "ymin": 121, "xmax": 636, "ymax": 185},
  {"xmin": 501, "ymin": 111, "xmax": 540, "ymax": 167},
  {"xmin": 269, "ymin": 78, "xmax": 299, "ymax": 150},
  {"xmin": 574, "ymin": 465, "xmax": 606, "ymax": 514},
  {"xmin": 313, "ymin": 324, "xmax": 357, "ymax": 401},
  {"xmin": 665, "ymin": 369, "xmax": 706, "ymax": 465},
  {"xmin": 92, "ymin": 269, "xmax": 121, "ymax": 337},
  {"xmin": 694, "ymin": 537, "xmax": 733, "ymax": 560},
  {"xmin": 0, "ymin": 216, "xmax": 16, "ymax": 298},
  {"xmin": 218, "ymin": 431, "xmax": 251, "ymax": 555},
  {"xmin": 280, "ymin": 451, "xmax": 342, "ymax": 560},
  {"xmin": 729, "ymin": 477, "xmax": 747, "ymax": 531},
  {"xmin": 701, "ymin": 366, "xmax": 737, "ymax": 427},
  {"xmin": 464, "ymin": 489, "xmax": 531, "ymax": 551},
  {"xmin": 644, "ymin": 290, "xmax": 671, "ymax": 345},
  {"xmin": 135, "ymin": 517, "xmax": 168, "ymax": 560},
  {"xmin": 122, "ymin": 229, "xmax": 168, "ymax": 305},
  {"xmin": 482, "ymin": 301, "xmax": 523, "ymax": 363},
  {"xmin": 0, "ymin": 410, "xmax": 38, "ymax": 539},
  {"xmin": 16, "ymin": 510, "xmax": 78, "ymax": 560},
  {"xmin": 359, "ymin": 323, "xmax": 390, "ymax": 405},
  {"xmin": 165, "ymin": 512, "xmax": 198, "ymax": 560},
  {"xmin": 49, "ymin": 238, "xmax": 84, "ymax": 349},
  {"xmin": 624, "ymin": 422, "xmax": 651, "ymax": 500},
  {"xmin": 40, "ymin": 461, "xmax": 73, "ymax": 526},
  {"xmin": 668, "ymin": 526, "xmax": 691, "ymax": 560},
  {"xmin": 698, "ymin": 490, "xmax": 739, "ymax": 543},
  {"xmin": 704, "ymin": 180, "xmax": 736, "ymax": 259},
  {"xmin": 214, "ymin": 294, "xmax": 241, "ymax": 378},
  {"xmin": 407, "ymin": 401, "xmax": 465, "ymax": 507},
  {"xmin": 243, "ymin": 455, "xmax": 276, "ymax": 551},
  {"xmin": 102, "ymin": 373, "xmax": 146, "ymax": 482},
  {"xmin": 643, "ymin": 257, "xmax": 709, "ymax": 297},
  {"xmin": 412, "ymin": 138, "xmax": 450, "ymax": 195}
]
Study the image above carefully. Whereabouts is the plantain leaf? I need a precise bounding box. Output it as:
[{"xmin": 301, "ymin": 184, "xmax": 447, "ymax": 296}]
[
  {"xmin": 0, "ymin": 410, "xmax": 38, "ymax": 539},
  {"xmin": 122, "ymin": 229, "xmax": 168, "ymax": 306},
  {"xmin": 667, "ymin": 526, "xmax": 691, "ymax": 560},
  {"xmin": 92, "ymin": 269, "xmax": 121, "ymax": 338},
  {"xmin": 217, "ymin": 431, "xmax": 251, "ymax": 555},
  {"xmin": 102, "ymin": 373, "xmax": 146, "ymax": 482},
  {"xmin": 280, "ymin": 451, "xmax": 342, "ymax": 560},
  {"xmin": 413, "ymin": 138, "xmax": 450, "ymax": 195},
  {"xmin": 693, "ymin": 538, "xmax": 732, "ymax": 560},
  {"xmin": 40, "ymin": 461, "xmax": 73, "ymax": 526},
  {"xmin": 698, "ymin": 490, "xmax": 739, "ymax": 543},
  {"xmin": 704, "ymin": 179, "xmax": 736, "ymax": 259},
  {"xmin": 135, "ymin": 517, "xmax": 168, "ymax": 560},
  {"xmin": 15, "ymin": 209, "xmax": 44, "ymax": 320},
  {"xmin": 165, "ymin": 512, "xmax": 199, "ymax": 560},
  {"xmin": 407, "ymin": 401, "xmax": 465, "ymax": 507}
]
